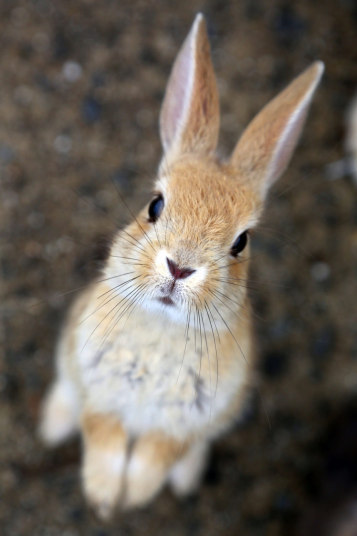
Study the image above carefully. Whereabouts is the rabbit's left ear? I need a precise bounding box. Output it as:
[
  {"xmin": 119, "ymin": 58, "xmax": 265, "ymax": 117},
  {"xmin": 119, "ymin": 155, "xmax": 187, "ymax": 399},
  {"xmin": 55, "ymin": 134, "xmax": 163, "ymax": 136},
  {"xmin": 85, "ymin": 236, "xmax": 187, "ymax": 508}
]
[
  {"xmin": 230, "ymin": 62, "xmax": 324, "ymax": 200},
  {"xmin": 159, "ymin": 14, "xmax": 220, "ymax": 162}
]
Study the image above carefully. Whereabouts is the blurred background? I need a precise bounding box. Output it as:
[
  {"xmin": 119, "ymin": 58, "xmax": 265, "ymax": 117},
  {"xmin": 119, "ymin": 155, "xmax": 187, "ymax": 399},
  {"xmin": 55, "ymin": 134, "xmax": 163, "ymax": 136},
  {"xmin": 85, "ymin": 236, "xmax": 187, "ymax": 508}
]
[{"xmin": 1, "ymin": 0, "xmax": 357, "ymax": 534}]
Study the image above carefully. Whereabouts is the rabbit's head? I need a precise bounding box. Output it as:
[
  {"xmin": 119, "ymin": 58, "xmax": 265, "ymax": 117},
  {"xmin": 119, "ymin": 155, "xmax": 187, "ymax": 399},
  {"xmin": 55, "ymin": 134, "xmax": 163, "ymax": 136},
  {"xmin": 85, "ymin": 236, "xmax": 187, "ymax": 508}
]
[{"xmin": 105, "ymin": 14, "xmax": 323, "ymax": 329}]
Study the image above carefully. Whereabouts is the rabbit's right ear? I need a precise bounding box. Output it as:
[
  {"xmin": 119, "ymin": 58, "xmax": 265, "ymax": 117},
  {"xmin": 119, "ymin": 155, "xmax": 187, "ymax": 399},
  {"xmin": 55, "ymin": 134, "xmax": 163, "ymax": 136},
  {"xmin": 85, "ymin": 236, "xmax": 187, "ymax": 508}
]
[
  {"xmin": 230, "ymin": 62, "xmax": 324, "ymax": 200},
  {"xmin": 159, "ymin": 14, "xmax": 220, "ymax": 163}
]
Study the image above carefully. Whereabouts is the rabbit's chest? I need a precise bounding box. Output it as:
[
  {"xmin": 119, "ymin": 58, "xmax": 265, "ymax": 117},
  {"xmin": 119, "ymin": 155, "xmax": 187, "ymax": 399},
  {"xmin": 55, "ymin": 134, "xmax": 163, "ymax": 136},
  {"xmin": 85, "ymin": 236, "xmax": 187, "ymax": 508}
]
[{"xmin": 77, "ymin": 318, "xmax": 237, "ymax": 438}]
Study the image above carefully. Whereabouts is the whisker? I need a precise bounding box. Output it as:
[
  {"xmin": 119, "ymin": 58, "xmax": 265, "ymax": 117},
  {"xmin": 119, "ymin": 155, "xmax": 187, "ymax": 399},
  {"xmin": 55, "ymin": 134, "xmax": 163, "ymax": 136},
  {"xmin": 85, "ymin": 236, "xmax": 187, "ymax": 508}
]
[
  {"xmin": 116, "ymin": 285, "xmax": 147, "ymax": 331},
  {"xmin": 212, "ymin": 277, "xmax": 260, "ymax": 294},
  {"xmin": 176, "ymin": 302, "xmax": 192, "ymax": 385},
  {"xmin": 210, "ymin": 258, "xmax": 251, "ymax": 273},
  {"xmin": 209, "ymin": 300, "xmax": 248, "ymax": 365},
  {"xmin": 113, "ymin": 259, "xmax": 151, "ymax": 269},
  {"xmin": 111, "ymin": 178, "xmax": 157, "ymax": 254},
  {"xmin": 24, "ymin": 271, "xmax": 139, "ymax": 312},
  {"xmin": 204, "ymin": 299, "xmax": 221, "ymax": 344},
  {"xmin": 153, "ymin": 221, "xmax": 162, "ymax": 250},
  {"xmin": 164, "ymin": 211, "xmax": 169, "ymax": 248},
  {"xmin": 80, "ymin": 275, "xmax": 142, "ymax": 327},
  {"xmin": 95, "ymin": 273, "xmax": 138, "ymax": 299},
  {"xmin": 208, "ymin": 288, "xmax": 242, "ymax": 318},
  {"xmin": 193, "ymin": 306, "xmax": 198, "ymax": 354},
  {"xmin": 203, "ymin": 300, "xmax": 219, "ymax": 397},
  {"xmin": 98, "ymin": 283, "xmax": 147, "ymax": 350},
  {"xmin": 70, "ymin": 186, "xmax": 121, "ymax": 229},
  {"xmin": 196, "ymin": 305, "xmax": 203, "ymax": 380},
  {"xmin": 108, "ymin": 254, "xmax": 147, "ymax": 263},
  {"xmin": 218, "ymin": 275, "xmax": 284, "ymax": 290},
  {"xmin": 212, "ymin": 287, "xmax": 246, "ymax": 308},
  {"xmin": 119, "ymin": 229, "xmax": 152, "ymax": 260},
  {"xmin": 198, "ymin": 308, "xmax": 212, "ymax": 413}
]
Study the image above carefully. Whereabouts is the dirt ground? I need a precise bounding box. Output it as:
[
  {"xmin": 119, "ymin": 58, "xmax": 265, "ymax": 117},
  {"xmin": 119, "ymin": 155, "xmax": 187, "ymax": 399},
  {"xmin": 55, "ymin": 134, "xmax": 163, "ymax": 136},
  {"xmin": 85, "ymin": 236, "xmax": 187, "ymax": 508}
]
[{"xmin": 1, "ymin": 1, "xmax": 357, "ymax": 535}]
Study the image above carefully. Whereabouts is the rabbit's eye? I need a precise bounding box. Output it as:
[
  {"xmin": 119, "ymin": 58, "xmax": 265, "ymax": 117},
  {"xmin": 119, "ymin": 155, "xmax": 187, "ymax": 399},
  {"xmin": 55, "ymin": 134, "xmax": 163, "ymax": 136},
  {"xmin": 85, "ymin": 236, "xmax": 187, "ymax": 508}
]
[
  {"xmin": 148, "ymin": 194, "xmax": 164, "ymax": 223},
  {"xmin": 230, "ymin": 231, "xmax": 248, "ymax": 257}
]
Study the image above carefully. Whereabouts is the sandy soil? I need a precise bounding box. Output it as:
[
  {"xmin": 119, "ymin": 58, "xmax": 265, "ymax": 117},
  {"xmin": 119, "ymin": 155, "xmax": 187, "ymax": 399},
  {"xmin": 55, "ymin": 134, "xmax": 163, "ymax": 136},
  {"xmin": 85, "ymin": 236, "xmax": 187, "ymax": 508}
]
[{"xmin": 1, "ymin": 1, "xmax": 357, "ymax": 535}]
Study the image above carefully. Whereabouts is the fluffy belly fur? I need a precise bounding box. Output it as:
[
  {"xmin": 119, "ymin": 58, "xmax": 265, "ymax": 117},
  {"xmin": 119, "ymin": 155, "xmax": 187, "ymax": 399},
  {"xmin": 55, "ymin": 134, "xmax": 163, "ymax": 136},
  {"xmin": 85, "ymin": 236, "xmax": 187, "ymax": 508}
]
[{"xmin": 73, "ymin": 284, "xmax": 251, "ymax": 441}]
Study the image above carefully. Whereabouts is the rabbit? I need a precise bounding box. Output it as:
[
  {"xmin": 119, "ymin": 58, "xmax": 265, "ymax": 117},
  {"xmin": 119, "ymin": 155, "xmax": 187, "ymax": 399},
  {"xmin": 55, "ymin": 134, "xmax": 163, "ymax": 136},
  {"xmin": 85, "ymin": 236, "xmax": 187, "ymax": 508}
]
[{"xmin": 39, "ymin": 13, "xmax": 324, "ymax": 520}]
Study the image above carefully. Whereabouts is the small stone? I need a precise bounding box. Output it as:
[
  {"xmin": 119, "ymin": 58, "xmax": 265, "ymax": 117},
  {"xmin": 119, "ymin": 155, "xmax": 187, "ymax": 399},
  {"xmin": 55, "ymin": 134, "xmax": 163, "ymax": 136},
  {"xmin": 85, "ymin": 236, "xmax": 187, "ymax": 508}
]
[
  {"xmin": 54, "ymin": 134, "xmax": 72, "ymax": 154},
  {"xmin": 81, "ymin": 96, "xmax": 101, "ymax": 123},
  {"xmin": 14, "ymin": 85, "xmax": 33, "ymax": 106},
  {"xmin": 311, "ymin": 327, "xmax": 335, "ymax": 359},
  {"xmin": 56, "ymin": 236, "xmax": 74, "ymax": 254},
  {"xmin": 11, "ymin": 6, "xmax": 29, "ymax": 27},
  {"xmin": 62, "ymin": 61, "xmax": 82, "ymax": 83},
  {"xmin": 32, "ymin": 31, "xmax": 50, "ymax": 53},
  {"xmin": 24, "ymin": 240, "xmax": 42, "ymax": 258},
  {"xmin": 310, "ymin": 262, "xmax": 331, "ymax": 282},
  {"xmin": 0, "ymin": 144, "xmax": 15, "ymax": 163},
  {"xmin": 27, "ymin": 211, "xmax": 45, "ymax": 229}
]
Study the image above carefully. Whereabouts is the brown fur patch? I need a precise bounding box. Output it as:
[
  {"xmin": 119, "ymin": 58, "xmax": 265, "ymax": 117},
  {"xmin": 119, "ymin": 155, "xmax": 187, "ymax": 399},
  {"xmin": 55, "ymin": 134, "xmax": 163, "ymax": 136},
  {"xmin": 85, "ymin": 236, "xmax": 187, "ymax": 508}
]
[
  {"xmin": 82, "ymin": 413, "xmax": 126, "ymax": 450},
  {"xmin": 132, "ymin": 432, "xmax": 188, "ymax": 467}
]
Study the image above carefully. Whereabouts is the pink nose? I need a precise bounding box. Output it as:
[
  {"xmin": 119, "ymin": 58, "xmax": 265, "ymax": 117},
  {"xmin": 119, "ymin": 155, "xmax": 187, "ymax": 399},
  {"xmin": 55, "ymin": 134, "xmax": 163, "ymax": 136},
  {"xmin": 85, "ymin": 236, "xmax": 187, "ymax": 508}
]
[{"xmin": 166, "ymin": 258, "xmax": 196, "ymax": 280}]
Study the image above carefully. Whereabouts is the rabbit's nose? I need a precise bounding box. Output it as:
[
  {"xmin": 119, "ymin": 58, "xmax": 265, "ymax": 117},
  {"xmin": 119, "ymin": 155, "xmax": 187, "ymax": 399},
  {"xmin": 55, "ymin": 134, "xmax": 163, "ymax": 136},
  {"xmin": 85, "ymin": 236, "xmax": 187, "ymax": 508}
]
[{"xmin": 166, "ymin": 257, "xmax": 196, "ymax": 280}]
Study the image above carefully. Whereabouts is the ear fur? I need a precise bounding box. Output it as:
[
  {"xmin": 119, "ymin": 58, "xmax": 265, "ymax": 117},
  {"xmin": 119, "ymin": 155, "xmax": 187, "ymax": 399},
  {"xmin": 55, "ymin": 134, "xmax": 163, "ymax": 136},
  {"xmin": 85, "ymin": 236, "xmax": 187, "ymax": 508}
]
[
  {"xmin": 230, "ymin": 62, "xmax": 324, "ymax": 199},
  {"xmin": 159, "ymin": 13, "xmax": 219, "ymax": 162}
]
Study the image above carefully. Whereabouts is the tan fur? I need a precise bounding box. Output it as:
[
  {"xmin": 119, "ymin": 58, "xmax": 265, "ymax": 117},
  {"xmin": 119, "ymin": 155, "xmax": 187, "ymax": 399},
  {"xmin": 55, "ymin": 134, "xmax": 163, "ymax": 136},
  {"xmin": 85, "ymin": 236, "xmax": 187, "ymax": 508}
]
[
  {"xmin": 124, "ymin": 432, "xmax": 188, "ymax": 508},
  {"xmin": 160, "ymin": 14, "xmax": 219, "ymax": 161},
  {"xmin": 39, "ymin": 13, "xmax": 323, "ymax": 519},
  {"xmin": 82, "ymin": 413, "xmax": 126, "ymax": 450},
  {"xmin": 81, "ymin": 413, "xmax": 127, "ymax": 519},
  {"xmin": 231, "ymin": 61, "xmax": 324, "ymax": 197}
]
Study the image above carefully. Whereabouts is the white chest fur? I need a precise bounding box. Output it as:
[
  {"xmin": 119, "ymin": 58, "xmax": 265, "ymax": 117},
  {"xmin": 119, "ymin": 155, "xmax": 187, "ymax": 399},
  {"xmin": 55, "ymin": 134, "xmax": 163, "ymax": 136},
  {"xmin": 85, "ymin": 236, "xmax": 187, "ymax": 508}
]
[{"xmin": 76, "ymin": 304, "xmax": 248, "ymax": 441}]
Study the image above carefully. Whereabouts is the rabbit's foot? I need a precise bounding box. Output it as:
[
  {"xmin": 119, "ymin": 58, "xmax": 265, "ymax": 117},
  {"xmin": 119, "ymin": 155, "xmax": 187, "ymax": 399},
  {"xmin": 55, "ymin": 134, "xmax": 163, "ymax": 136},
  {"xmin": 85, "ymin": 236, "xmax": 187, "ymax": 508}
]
[
  {"xmin": 81, "ymin": 413, "xmax": 127, "ymax": 520},
  {"xmin": 124, "ymin": 432, "xmax": 187, "ymax": 509},
  {"xmin": 39, "ymin": 380, "xmax": 79, "ymax": 446},
  {"xmin": 169, "ymin": 441, "xmax": 209, "ymax": 497},
  {"xmin": 83, "ymin": 448, "xmax": 125, "ymax": 519}
]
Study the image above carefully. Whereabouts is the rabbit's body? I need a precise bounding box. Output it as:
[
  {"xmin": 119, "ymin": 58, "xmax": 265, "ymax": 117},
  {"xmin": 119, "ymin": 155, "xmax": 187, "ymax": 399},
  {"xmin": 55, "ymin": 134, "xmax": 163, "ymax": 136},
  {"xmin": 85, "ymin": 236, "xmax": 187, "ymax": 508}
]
[
  {"xmin": 55, "ymin": 280, "xmax": 251, "ymax": 442},
  {"xmin": 40, "ymin": 14, "xmax": 323, "ymax": 518}
]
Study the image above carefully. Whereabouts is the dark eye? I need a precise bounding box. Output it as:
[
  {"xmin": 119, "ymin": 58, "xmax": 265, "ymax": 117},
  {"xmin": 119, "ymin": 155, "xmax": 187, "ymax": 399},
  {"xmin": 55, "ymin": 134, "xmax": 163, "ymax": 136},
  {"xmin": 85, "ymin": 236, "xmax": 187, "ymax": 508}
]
[
  {"xmin": 148, "ymin": 194, "xmax": 164, "ymax": 223},
  {"xmin": 230, "ymin": 231, "xmax": 248, "ymax": 257}
]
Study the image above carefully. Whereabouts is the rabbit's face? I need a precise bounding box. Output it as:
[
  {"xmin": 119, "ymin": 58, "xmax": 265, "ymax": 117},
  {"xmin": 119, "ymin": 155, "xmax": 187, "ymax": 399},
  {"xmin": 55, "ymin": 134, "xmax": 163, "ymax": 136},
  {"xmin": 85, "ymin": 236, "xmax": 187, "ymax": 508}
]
[
  {"xmin": 106, "ymin": 156, "xmax": 261, "ymax": 328},
  {"xmin": 104, "ymin": 9, "xmax": 323, "ymax": 330}
]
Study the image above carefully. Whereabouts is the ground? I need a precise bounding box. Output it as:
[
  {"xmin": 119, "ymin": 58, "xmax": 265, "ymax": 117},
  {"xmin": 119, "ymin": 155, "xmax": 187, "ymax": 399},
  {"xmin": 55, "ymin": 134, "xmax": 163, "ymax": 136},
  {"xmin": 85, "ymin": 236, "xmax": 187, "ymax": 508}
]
[{"xmin": 1, "ymin": 1, "xmax": 357, "ymax": 535}]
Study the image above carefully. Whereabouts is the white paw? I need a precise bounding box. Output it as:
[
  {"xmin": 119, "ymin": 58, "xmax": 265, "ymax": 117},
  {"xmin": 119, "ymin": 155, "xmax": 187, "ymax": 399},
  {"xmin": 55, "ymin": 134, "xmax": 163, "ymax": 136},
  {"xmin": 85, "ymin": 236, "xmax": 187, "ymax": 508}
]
[
  {"xmin": 83, "ymin": 449, "xmax": 125, "ymax": 520},
  {"xmin": 124, "ymin": 456, "xmax": 168, "ymax": 510},
  {"xmin": 169, "ymin": 442, "xmax": 209, "ymax": 497},
  {"xmin": 39, "ymin": 382, "xmax": 79, "ymax": 446}
]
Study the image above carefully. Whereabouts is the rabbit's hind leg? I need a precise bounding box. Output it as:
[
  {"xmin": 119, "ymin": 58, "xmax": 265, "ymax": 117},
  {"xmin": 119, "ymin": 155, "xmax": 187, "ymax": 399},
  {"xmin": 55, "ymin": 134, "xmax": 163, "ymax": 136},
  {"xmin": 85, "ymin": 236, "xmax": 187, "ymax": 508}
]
[
  {"xmin": 39, "ymin": 377, "xmax": 80, "ymax": 446},
  {"xmin": 81, "ymin": 413, "xmax": 127, "ymax": 520},
  {"xmin": 169, "ymin": 440, "xmax": 209, "ymax": 497},
  {"xmin": 124, "ymin": 432, "xmax": 188, "ymax": 509}
]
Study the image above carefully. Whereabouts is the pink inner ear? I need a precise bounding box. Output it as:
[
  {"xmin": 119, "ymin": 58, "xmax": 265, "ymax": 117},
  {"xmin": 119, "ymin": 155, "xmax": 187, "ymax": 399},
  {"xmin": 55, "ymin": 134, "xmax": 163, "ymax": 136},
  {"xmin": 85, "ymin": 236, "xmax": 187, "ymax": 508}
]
[
  {"xmin": 161, "ymin": 49, "xmax": 193, "ymax": 152},
  {"xmin": 230, "ymin": 62, "xmax": 324, "ymax": 199},
  {"xmin": 267, "ymin": 105, "xmax": 309, "ymax": 189},
  {"xmin": 159, "ymin": 14, "xmax": 219, "ymax": 159}
]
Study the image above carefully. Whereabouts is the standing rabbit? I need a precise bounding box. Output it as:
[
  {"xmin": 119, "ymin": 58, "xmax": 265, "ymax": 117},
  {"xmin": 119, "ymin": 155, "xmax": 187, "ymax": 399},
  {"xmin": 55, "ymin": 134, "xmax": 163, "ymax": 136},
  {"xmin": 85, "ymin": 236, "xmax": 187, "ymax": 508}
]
[{"xmin": 39, "ymin": 13, "xmax": 323, "ymax": 519}]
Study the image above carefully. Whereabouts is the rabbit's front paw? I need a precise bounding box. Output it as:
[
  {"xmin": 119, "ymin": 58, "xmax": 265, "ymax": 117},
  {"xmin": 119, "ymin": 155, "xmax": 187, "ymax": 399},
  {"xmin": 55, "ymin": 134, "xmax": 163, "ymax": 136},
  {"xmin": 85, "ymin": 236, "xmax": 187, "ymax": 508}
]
[
  {"xmin": 82, "ymin": 447, "xmax": 126, "ymax": 519},
  {"xmin": 39, "ymin": 380, "xmax": 79, "ymax": 446},
  {"xmin": 169, "ymin": 441, "xmax": 209, "ymax": 497},
  {"xmin": 123, "ymin": 432, "xmax": 187, "ymax": 510},
  {"xmin": 81, "ymin": 414, "xmax": 127, "ymax": 519},
  {"xmin": 124, "ymin": 457, "xmax": 168, "ymax": 509}
]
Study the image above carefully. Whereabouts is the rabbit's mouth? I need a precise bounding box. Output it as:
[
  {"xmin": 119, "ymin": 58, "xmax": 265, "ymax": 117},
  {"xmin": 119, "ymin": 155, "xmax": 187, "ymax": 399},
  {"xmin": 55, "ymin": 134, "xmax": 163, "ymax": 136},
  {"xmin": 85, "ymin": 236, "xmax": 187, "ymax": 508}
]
[{"xmin": 157, "ymin": 296, "xmax": 175, "ymax": 307}]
